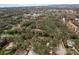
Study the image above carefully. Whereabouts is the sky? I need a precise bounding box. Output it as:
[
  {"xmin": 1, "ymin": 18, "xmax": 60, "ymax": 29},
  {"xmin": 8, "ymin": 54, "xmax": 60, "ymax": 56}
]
[
  {"xmin": 0, "ymin": 0, "xmax": 79, "ymax": 7},
  {"xmin": 0, "ymin": 0, "xmax": 79, "ymax": 4}
]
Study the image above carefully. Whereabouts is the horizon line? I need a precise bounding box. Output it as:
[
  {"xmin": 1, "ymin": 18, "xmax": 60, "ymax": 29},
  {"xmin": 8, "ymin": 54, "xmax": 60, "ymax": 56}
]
[{"xmin": 0, "ymin": 4, "xmax": 79, "ymax": 8}]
